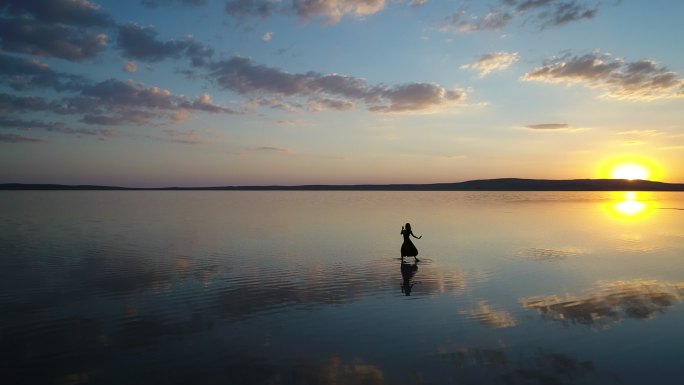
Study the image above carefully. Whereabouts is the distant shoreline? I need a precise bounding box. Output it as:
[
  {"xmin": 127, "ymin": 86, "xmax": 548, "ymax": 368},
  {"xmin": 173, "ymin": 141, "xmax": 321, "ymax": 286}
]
[{"xmin": 2, "ymin": 178, "xmax": 684, "ymax": 191}]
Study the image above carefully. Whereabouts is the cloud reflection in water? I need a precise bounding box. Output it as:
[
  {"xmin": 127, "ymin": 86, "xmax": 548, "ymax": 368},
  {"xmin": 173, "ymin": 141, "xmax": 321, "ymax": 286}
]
[
  {"xmin": 521, "ymin": 279, "xmax": 684, "ymax": 327},
  {"xmin": 465, "ymin": 301, "xmax": 517, "ymax": 328}
]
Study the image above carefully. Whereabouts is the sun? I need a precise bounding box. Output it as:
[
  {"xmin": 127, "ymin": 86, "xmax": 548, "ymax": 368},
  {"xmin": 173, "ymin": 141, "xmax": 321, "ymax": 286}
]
[
  {"xmin": 597, "ymin": 155, "xmax": 664, "ymax": 181},
  {"xmin": 610, "ymin": 163, "xmax": 650, "ymax": 180}
]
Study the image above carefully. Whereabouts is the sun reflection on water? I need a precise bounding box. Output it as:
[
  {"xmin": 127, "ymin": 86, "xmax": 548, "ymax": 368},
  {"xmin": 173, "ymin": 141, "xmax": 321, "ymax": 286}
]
[{"xmin": 605, "ymin": 192, "xmax": 653, "ymax": 220}]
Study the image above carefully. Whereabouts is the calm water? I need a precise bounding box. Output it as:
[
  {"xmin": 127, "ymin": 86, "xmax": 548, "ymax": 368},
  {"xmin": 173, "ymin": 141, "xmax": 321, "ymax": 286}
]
[{"xmin": 1, "ymin": 191, "xmax": 684, "ymax": 385}]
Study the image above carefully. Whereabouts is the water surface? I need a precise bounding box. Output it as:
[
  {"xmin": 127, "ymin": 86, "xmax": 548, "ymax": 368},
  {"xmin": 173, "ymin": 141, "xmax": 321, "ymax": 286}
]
[{"xmin": 1, "ymin": 191, "xmax": 683, "ymax": 384}]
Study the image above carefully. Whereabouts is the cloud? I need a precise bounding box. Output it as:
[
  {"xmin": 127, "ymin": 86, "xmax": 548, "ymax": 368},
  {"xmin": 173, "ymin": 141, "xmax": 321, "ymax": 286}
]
[
  {"xmin": 410, "ymin": 0, "xmax": 428, "ymax": 7},
  {"xmin": 0, "ymin": 117, "xmax": 116, "ymax": 137},
  {"xmin": 56, "ymin": 79, "xmax": 237, "ymax": 125},
  {"xmin": 293, "ymin": 0, "xmax": 386, "ymax": 24},
  {"xmin": 524, "ymin": 123, "xmax": 578, "ymax": 130},
  {"xmin": 461, "ymin": 51, "xmax": 520, "ymax": 76},
  {"xmin": 224, "ymin": 0, "xmax": 282, "ymax": 19},
  {"xmin": 163, "ymin": 128, "xmax": 205, "ymax": 144},
  {"xmin": 308, "ymin": 98, "xmax": 356, "ymax": 112},
  {"xmin": 117, "ymin": 23, "xmax": 214, "ymax": 66},
  {"xmin": 140, "ymin": 0, "xmax": 208, "ymax": 8},
  {"xmin": 512, "ymin": 0, "xmax": 599, "ymax": 27},
  {"xmin": 0, "ymin": 0, "xmax": 113, "ymax": 27},
  {"xmin": 123, "ymin": 61, "xmax": 138, "ymax": 73},
  {"xmin": 521, "ymin": 279, "xmax": 684, "ymax": 327},
  {"xmin": 536, "ymin": 1, "xmax": 597, "ymax": 28},
  {"xmin": 181, "ymin": 93, "xmax": 234, "ymax": 113},
  {"xmin": 0, "ymin": 66, "xmax": 236, "ymax": 127},
  {"xmin": 0, "ymin": 53, "xmax": 88, "ymax": 91},
  {"xmin": 522, "ymin": 51, "xmax": 684, "ymax": 100},
  {"xmin": 0, "ymin": 17, "xmax": 109, "ymax": 61},
  {"xmin": 208, "ymin": 56, "xmax": 466, "ymax": 114},
  {"xmin": 248, "ymin": 97, "xmax": 301, "ymax": 112},
  {"xmin": 261, "ymin": 32, "xmax": 273, "ymax": 42},
  {"xmin": 444, "ymin": 0, "xmax": 607, "ymax": 32},
  {"xmin": 370, "ymin": 83, "xmax": 466, "ymax": 113},
  {"xmin": 446, "ymin": 10, "xmax": 512, "ymax": 32},
  {"xmin": 252, "ymin": 146, "xmax": 292, "ymax": 153},
  {"xmin": 616, "ymin": 129, "xmax": 663, "ymax": 136},
  {"xmin": 0, "ymin": 93, "xmax": 53, "ymax": 113},
  {"xmin": 0, "ymin": 0, "xmax": 113, "ymax": 61},
  {"xmin": 0, "ymin": 133, "xmax": 45, "ymax": 143},
  {"xmin": 0, "ymin": 117, "xmax": 67, "ymax": 131},
  {"xmin": 224, "ymin": 0, "xmax": 386, "ymax": 24}
]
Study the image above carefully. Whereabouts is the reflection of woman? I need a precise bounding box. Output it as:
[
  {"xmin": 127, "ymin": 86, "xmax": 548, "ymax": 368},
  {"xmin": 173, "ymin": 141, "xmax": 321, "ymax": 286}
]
[
  {"xmin": 400, "ymin": 260, "xmax": 418, "ymax": 296},
  {"xmin": 401, "ymin": 223, "xmax": 422, "ymax": 259}
]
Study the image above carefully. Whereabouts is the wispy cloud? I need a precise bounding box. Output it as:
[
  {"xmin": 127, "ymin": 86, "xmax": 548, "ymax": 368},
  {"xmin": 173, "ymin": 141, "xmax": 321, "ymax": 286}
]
[
  {"xmin": 523, "ymin": 51, "xmax": 684, "ymax": 100},
  {"xmin": 0, "ymin": 117, "xmax": 66, "ymax": 131},
  {"xmin": 621, "ymin": 140, "xmax": 644, "ymax": 146},
  {"xmin": 208, "ymin": 56, "xmax": 466, "ymax": 114},
  {"xmin": 223, "ymin": 0, "xmax": 387, "ymax": 24},
  {"xmin": 140, "ymin": 0, "xmax": 208, "ymax": 8},
  {"xmin": 162, "ymin": 128, "xmax": 208, "ymax": 144},
  {"xmin": 524, "ymin": 123, "xmax": 579, "ymax": 131},
  {"xmin": 0, "ymin": 117, "xmax": 117, "ymax": 137},
  {"xmin": 253, "ymin": 146, "xmax": 291, "ymax": 153},
  {"xmin": 0, "ymin": 133, "xmax": 46, "ymax": 143},
  {"xmin": 444, "ymin": 0, "xmax": 608, "ymax": 32},
  {"xmin": 294, "ymin": 0, "xmax": 386, "ymax": 24},
  {"xmin": 461, "ymin": 51, "xmax": 520, "ymax": 77},
  {"xmin": 446, "ymin": 10, "xmax": 512, "ymax": 32},
  {"xmin": 616, "ymin": 129, "xmax": 663, "ymax": 136}
]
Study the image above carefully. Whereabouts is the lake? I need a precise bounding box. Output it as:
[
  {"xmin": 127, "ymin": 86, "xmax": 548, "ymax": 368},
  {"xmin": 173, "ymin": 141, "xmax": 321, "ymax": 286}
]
[{"xmin": 1, "ymin": 191, "xmax": 683, "ymax": 385}]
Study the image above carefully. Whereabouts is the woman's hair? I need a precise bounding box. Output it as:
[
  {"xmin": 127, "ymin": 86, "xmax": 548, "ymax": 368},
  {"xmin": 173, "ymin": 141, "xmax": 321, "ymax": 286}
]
[{"xmin": 405, "ymin": 223, "xmax": 411, "ymax": 232}]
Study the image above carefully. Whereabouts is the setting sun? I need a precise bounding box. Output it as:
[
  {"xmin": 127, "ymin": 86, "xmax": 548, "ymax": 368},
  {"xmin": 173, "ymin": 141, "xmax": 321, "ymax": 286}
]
[
  {"xmin": 597, "ymin": 156, "xmax": 663, "ymax": 181},
  {"xmin": 611, "ymin": 164, "xmax": 650, "ymax": 180}
]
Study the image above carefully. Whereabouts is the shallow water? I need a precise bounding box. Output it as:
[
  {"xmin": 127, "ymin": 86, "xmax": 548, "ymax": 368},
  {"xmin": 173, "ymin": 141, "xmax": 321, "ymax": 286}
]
[{"xmin": 1, "ymin": 191, "xmax": 684, "ymax": 384}]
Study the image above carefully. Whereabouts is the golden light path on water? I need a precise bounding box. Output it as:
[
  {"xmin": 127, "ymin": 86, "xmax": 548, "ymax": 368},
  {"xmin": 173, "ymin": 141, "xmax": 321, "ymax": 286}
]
[{"xmin": 604, "ymin": 191, "xmax": 654, "ymax": 220}]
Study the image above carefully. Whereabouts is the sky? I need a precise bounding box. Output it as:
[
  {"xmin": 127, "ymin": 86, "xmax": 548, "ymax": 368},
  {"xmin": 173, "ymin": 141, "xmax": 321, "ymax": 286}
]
[{"xmin": 0, "ymin": 0, "xmax": 683, "ymax": 187}]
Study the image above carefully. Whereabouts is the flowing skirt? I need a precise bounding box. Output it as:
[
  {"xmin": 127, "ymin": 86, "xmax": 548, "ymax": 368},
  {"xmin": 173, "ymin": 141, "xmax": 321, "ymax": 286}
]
[{"xmin": 401, "ymin": 239, "xmax": 418, "ymax": 257}]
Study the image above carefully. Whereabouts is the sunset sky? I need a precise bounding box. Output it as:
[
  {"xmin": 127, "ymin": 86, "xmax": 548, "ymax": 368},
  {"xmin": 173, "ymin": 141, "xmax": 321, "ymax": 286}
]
[{"xmin": 1, "ymin": 0, "xmax": 683, "ymax": 186}]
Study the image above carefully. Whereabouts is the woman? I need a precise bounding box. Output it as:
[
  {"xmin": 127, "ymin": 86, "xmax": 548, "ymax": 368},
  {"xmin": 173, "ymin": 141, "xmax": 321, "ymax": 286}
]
[{"xmin": 400, "ymin": 223, "xmax": 422, "ymax": 259}]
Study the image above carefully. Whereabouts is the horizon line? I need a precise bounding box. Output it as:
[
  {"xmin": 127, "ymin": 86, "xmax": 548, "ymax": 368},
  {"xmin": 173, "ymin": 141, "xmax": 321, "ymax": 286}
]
[{"xmin": 2, "ymin": 177, "xmax": 684, "ymax": 191}]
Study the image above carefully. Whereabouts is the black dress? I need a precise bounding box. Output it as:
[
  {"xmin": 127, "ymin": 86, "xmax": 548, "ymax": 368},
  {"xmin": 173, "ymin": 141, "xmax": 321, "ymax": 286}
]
[{"xmin": 401, "ymin": 230, "xmax": 418, "ymax": 257}]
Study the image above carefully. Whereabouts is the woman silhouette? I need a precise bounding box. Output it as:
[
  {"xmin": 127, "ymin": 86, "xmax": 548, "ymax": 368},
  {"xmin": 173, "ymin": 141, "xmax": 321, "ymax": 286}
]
[{"xmin": 401, "ymin": 223, "xmax": 422, "ymax": 260}]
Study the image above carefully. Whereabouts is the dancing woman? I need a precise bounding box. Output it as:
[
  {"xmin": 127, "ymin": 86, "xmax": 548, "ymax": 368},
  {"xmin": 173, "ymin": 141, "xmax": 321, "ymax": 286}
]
[{"xmin": 400, "ymin": 223, "xmax": 422, "ymax": 260}]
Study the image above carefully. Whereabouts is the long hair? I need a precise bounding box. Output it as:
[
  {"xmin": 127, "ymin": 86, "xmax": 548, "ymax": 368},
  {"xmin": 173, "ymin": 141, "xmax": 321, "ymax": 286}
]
[{"xmin": 405, "ymin": 223, "xmax": 412, "ymax": 232}]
